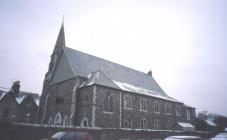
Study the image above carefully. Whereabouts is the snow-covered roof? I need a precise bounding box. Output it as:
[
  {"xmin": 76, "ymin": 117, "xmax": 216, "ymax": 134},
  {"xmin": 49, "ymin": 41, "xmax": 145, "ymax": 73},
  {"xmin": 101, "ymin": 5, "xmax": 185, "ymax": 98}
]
[
  {"xmin": 63, "ymin": 47, "xmax": 178, "ymax": 101},
  {"xmin": 0, "ymin": 92, "xmax": 6, "ymax": 100},
  {"xmin": 0, "ymin": 88, "xmax": 8, "ymax": 101},
  {"xmin": 178, "ymin": 122, "xmax": 195, "ymax": 128},
  {"xmin": 0, "ymin": 88, "xmax": 40, "ymax": 105},
  {"xmin": 79, "ymin": 70, "xmax": 180, "ymax": 102},
  {"xmin": 15, "ymin": 94, "xmax": 27, "ymax": 104},
  {"xmin": 113, "ymin": 80, "xmax": 180, "ymax": 102},
  {"xmin": 80, "ymin": 71, "xmax": 121, "ymax": 89},
  {"xmin": 205, "ymin": 118, "xmax": 217, "ymax": 127},
  {"xmin": 16, "ymin": 92, "xmax": 40, "ymax": 105},
  {"xmin": 183, "ymin": 104, "xmax": 195, "ymax": 108}
]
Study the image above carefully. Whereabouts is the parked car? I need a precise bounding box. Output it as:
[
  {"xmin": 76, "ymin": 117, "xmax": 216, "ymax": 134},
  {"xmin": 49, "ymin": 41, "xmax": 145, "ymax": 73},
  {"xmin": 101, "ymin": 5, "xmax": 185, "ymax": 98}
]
[
  {"xmin": 210, "ymin": 133, "xmax": 227, "ymax": 140},
  {"xmin": 224, "ymin": 128, "xmax": 227, "ymax": 132},
  {"xmin": 47, "ymin": 131, "xmax": 93, "ymax": 140},
  {"xmin": 165, "ymin": 135, "xmax": 204, "ymax": 140}
]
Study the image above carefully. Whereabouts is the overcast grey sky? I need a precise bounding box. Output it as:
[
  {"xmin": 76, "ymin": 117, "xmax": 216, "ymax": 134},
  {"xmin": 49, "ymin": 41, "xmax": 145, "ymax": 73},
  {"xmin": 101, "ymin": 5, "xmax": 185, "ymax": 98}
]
[{"xmin": 0, "ymin": 0, "xmax": 227, "ymax": 116}]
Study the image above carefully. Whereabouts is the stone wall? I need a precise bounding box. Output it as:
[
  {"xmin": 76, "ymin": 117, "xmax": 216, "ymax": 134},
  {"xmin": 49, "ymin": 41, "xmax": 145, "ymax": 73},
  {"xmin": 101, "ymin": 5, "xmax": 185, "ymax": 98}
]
[
  {"xmin": 85, "ymin": 85, "xmax": 194, "ymax": 130},
  {"xmin": 0, "ymin": 122, "xmax": 214, "ymax": 140}
]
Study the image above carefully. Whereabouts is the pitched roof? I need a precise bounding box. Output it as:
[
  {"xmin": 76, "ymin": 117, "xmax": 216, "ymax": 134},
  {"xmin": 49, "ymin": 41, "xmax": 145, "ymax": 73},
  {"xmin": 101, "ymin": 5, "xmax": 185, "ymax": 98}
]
[
  {"xmin": 49, "ymin": 23, "xmax": 179, "ymax": 102},
  {"xmin": 80, "ymin": 70, "xmax": 120, "ymax": 89},
  {"xmin": 63, "ymin": 47, "xmax": 179, "ymax": 102},
  {"xmin": 0, "ymin": 88, "xmax": 40, "ymax": 105},
  {"xmin": 16, "ymin": 91, "xmax": 40, "ymax": 105}
]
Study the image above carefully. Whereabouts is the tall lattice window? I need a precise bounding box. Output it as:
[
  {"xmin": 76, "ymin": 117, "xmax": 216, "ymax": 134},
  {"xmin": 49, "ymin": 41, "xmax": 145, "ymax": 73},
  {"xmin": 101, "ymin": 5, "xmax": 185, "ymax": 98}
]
[
  {"xmin": 140, "ymin": 118, "xmax": 147, "ymax": 129},
  {"xmin": 140, "ymin": 99, "xmax": 148, "ymax": 112},
  {"xmin": 154, "ymin": 119, "xmax": 159, "ymax": 129},
  {"xmin": 165, "ymin": 104, "xmax": 171, "ymax": 115},
  {"xmin": 175, "ymin": 105, "xmax": 181, "ymax": 116},
  {"xmin": 124, "ymin": 95, "xmax": 132, "ymax": 110},
  {"xmin": 104, "ymin": 95, "xmax": 113, "ymax": 112}
]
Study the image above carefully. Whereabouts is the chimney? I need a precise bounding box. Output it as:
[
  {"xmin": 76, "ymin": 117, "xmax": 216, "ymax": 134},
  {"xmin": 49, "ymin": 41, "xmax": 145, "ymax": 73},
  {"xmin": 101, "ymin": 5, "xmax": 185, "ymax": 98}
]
[
  {"xmin": 11, "ymin": 81, "xmax": 20, "ymax": 95},
  {"xmin": 148, "ymin": 70, "xmax": 152, "ymax": 76}
]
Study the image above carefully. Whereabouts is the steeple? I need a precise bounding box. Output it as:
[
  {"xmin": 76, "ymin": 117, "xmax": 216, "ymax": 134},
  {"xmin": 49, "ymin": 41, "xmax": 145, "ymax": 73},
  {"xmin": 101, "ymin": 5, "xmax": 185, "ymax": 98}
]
[{"xmin": 53, "ymin": 20, "xmax": 65, "ymax": 54}]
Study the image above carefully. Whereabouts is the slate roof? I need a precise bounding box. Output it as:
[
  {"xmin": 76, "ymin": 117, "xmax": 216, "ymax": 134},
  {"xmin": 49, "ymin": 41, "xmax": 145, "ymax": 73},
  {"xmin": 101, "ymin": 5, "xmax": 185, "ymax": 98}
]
[
  {"xmin": 183, "ymin": 104, "xmax": 195, "ymax": 108},
  {"xmin": 79, "ymin": 70, "xmax": 121, "ymax": 89},
  {"xmin": 0, "ymin": 88, "xmax": 40, "ymax": 105},
  {"xmin": 0, "ymin": 88, "xmax": 8, "ymax": 100},
  {"xmin": 63, "ymin": 47, "xmax": 179, "ymax": 102},
  {"xmin": 50, "ymin": 23, "xmax": 180, "ymax": 102}
]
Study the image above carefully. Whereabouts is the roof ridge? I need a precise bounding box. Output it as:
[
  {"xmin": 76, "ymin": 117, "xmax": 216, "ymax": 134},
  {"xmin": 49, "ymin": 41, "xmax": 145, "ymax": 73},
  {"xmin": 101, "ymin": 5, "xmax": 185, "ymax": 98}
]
[{"xmin": 97, "ymin": 70, "xmax": 121, "ymax": 89}]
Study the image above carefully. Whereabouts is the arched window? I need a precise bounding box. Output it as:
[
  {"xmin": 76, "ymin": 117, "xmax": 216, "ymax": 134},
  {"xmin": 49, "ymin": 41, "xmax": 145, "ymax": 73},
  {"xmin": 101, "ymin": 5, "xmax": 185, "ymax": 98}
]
[
  {"xmin": 54, "ymin": 112, "xmax": 62, "ymax": 125},
  {"xmin": 48, "ymin": 117, "xmax": 53, "ymax": 125},
  {"xmin": 81, "ymin": 117, "xmax": 89, "ymax": 127},
  {"xmin": 104, "ymin": 95, "xmax": 113, "ymax": 112},
  {"xmin": 140, "ymin": 118, "xmax": 147, "ymax": 129},
  {"xmin": 124, "ymin": 95, "xmax": 132, "ymax": 110},
  {"xmin": 154, "ymin": 119, "xmax": 159, "ymax": 129},
  {"xmin": 63, "ymin": 115, "xmax": 68, "ymax": 126}
]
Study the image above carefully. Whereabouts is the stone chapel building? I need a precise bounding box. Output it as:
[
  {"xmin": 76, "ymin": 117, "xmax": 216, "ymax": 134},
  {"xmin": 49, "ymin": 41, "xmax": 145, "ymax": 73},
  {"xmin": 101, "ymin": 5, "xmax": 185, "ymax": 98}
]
[{"xmin": 38, "ymin": 23, "xmax": 195, "ymax": 130}]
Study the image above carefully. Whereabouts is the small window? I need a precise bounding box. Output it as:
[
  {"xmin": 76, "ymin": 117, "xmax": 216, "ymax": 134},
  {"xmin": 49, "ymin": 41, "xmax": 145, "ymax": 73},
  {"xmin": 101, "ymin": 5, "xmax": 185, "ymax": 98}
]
[
  {"xmin": 2, "ymin": 107, "xmax": 10, "ymax": 118},
  {"xmin": 175, "ymin": 105, "xmax": 181, "ymax": 116},
  {"xmin": 154, "ymin": 102, "xmax": 160, "ymax": 113},
  {"xmin": 154, "ymin": 119, "xmax": 159, "ymax": 129},
  {"xmin": 124, "ymin": 95, "xmax": 132, "ymax": 110},
  {"xmin": 55, "ymin": 96, "xmax": 64, "ymax": 105},
  {"xmin": 186, "ymin": 109, "xmax": 191, "ymax": 120},
  {"xmin": 166, "ymin": 120, "xmax": 171, "ymax": 129},
  {"xmin": 140, "ymin": 99, "xmax": 147, "ymax": 112},
  {"xmin": 103, "ymin": 95, "xmax": 113, "ymax": 113},
  {"xmin": 140, "ymin": 119, "xmax": 147, "ymax": 129},
  {"xmin": 81, "ymin": 117, "xmax": 89, "ymax": 127},
  {"xmin": 63, "ymin": 116, "xmax": 69, "ymax": 126},
  {"xmin": 165, "ymin": 104, "xmax": 171, "ymax": 115},
  {"xmin": 124, "ymin": 118, "xmax": 132, "ymax": 128},
  {"xmin": 48, "ymin": 117, "xmax": 53, "ymax": 125}
]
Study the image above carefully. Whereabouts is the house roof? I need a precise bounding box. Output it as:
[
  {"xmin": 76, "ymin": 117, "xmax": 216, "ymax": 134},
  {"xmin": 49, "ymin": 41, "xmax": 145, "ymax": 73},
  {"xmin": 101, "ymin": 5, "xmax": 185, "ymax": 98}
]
[
  {"xmin": 183, "ymin": 104, "xmax": 195, "ymax": 109},
  {"xmin": 0, "ymin": 88, "xmax": 40, "ymax": 106},
  {"xmin": 17, "ymin": 91, "xmax": 40, "ymax": 106},
  {"xmin": 63, "ymin": 47, "xmax": 180, "ymax": 102}
]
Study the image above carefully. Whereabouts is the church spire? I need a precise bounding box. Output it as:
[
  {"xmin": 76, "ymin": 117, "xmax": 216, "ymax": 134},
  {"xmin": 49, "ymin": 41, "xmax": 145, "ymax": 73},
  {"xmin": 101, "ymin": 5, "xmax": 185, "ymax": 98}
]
[{"xmin": 53, "ymin": 20, "xmax": 66, "ymax": 54}]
